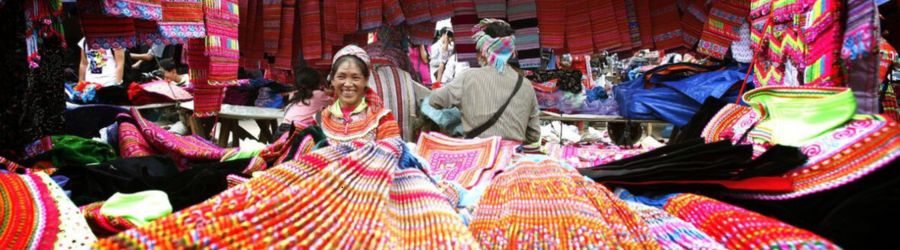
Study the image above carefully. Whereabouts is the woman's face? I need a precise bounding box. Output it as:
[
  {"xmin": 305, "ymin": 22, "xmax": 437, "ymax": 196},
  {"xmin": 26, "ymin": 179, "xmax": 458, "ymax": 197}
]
[{"xmin": 331, "ymin": 60, "xmax": 367, "ymax": 107}]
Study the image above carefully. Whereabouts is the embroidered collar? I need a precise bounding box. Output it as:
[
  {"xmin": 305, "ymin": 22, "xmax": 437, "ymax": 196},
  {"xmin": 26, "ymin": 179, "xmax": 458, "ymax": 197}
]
[{"xmin": 328, "ymin": 98, "xmax": 367, "ymax": 117}]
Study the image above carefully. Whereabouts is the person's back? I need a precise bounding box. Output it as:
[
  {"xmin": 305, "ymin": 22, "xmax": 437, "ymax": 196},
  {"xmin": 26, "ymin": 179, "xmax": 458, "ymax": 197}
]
[
  {"xmin": 429, "ymin": 19, "xmax": 540, "ymax": 144},
  {"xmin": 432, "ymin": 65, "xmax": 540, "ymax": 143}
]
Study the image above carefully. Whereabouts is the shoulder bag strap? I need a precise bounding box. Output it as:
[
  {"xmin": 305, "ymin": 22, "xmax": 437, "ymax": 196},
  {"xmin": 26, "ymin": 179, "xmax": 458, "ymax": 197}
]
[{"xmin": 465, "ymin": 75, "xmax": 524, "ymax": 139}]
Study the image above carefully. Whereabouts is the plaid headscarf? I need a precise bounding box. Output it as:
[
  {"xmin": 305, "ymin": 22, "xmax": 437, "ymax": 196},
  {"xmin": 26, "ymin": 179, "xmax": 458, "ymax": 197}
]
[{"xmin": 472, "ymin": 18, "xmax": 516, "ymax": 73}]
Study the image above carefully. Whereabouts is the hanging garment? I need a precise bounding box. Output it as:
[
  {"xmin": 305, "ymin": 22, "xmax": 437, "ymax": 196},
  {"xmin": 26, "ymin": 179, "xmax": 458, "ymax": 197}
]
[
  {"xmin": 367, "ymin": 64, "xmax": 419, "ymax": 141},
  {"xmin": 469, "ymin": 159, "xmax": 661, "ymax": 249},
  {"xmin": 262, "ymin": 0, "xmax": 282, "ymax": 54},
  {"xmin": 158, "ymin": 0, "xmax": 206, "ymax": 39},
  {"xmin": 300, "ymin": 0, "xmax": 322, "ymax": 60},
  {"xmin": 474, "ymin": 0, "xmax": 505, "ymax": 19},
  {"xmin": 336, "ymin": 0, "xmax": 359, "ymax": 34},
  {"xmin": 611, "ymin": 0, "xmax": 633, "ymax": 51},
  {"xmin": 564, "ymin": 0, "xmax": 593, "ymax": 55},
  {"xmin": 102, "ymin": 0, "xmax": 162, "ymax": 21},
  {"xmin": 273, "ymin": 0, "xmax": 297, "ymax": 69},
  {"xmin": 634, "ymin": 0, "xmax": 654, "ymax": 49},
  {"xmin": 94, "ymin": 139, "xmax": 479, "ymax": 249},
  {"xmin": 507, "ymin": 0, "xmax": 540, "ymax": 68},
  {"xmin": 535, "ymin": 0, "xmax": 564, "ymax": 50},
  {"xmin": 429, "ymin": 0, "xmax": 454, "ymax": 22},
  {"xmin": 650, "ymin": 0, "xmax": 684, "ymax": 51}
]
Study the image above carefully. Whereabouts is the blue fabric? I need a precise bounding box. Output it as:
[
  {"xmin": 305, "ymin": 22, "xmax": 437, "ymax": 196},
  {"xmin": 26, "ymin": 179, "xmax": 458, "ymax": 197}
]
[
  {"xmin": 421, "ymin": 96, "xmax": 464, "ymax": 136},
  {"xmin": 586, "ymin": 86, "xmax": 609, "ymax": 102},
  {"xmin": 615, "ymin": 66, "xmax": 749, "ymax": 126},
  {"xmin": 615, "ymin": 188, "xmax": 680, "ymax": 208}
]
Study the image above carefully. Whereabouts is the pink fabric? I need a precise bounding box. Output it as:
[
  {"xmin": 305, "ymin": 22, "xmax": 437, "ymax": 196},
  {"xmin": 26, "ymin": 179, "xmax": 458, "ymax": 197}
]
[
  {"xmin": 283, "ymin": 90, "xmax": 333, "ymax": 124},
  {"xmin": 408, "ymin": 46, "xmax": 432, "ymax": 86}
]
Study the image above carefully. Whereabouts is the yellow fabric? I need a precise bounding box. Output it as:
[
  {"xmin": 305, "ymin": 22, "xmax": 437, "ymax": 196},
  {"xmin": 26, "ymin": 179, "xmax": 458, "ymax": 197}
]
[{"xmin": 328, "ymin": 98, "xmax": 368, "ymax": 116}]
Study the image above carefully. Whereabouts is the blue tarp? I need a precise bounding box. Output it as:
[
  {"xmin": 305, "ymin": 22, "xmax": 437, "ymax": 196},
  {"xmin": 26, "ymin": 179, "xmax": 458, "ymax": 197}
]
[{"xmin": 615, "ymin": 65, "xmax": 750, "ymax": 126}]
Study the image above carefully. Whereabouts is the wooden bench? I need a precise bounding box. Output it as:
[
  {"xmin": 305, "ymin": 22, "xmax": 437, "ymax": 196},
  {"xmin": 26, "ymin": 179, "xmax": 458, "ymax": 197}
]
[{"xmin": 179, "ymin": 101, "xmax": 283, "ymax": 147}]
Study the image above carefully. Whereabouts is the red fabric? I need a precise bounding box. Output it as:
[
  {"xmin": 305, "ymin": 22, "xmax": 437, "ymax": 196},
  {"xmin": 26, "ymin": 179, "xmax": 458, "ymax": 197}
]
[
  {"xmin": 651, "ymin": 0, "xmax": 683, "ymax": 51},
  {"xmin": 80, "ymin": 13, "xmax": 137, "ymax": 49},
  {"xmin": 430, "ymin": 0, "xmax": 454, "ymax": 22},
  {"xmin": 274, "ymin": 0, "xmax": 297, "ymax": 70},
  {"xmin": 605, "ymin": 176, "xmax": 795, "ymax": 192},
  {"xmin": 323, "ymin": 0, "xmax": 341, "ymax": 45},
  {"xmin": 536, "ymin": 0, "xmax": 565, "ymax": 49},
  {"xmin": 452, "ymin": 0, "xmax": 478, "ymax": 65},
  {"xmin": 360, "ymin": 0, "xmax": 382, "ymax": 30},
  {"xmin": 300, "ymin": 0, "xmax": 322, "ymax": 61},
  {"xmin": 263, "ymin": 0, "xmax": 282, "ymax": 54},
  {"xmin": 336, "ymin": 0, "xmax": 359, "ymax": 34},
  {"xmin": 193, "ymin": 86, "xmax": 225, "ymax": 117},
  {"xmin": 241, "ymin": 0, "xmax": 265, "ymax": 69},
  {"xmin": 612, "ymin": 0, "xmax": 632, "ymax": 51},
  {"xmin": 383, "ymin": 0, "xmax": 406, "ymax": 26},
  {"xmin": 409, "ymin": 21, "xmax": 436, "ymax": 45},
  {"xmin": 634, "ymin": 0, "xmax": 654, "ymax": 49},
  {"xmin": 681, "ymin": 11, "xmax": 704, "ymax": 49},
  {"xmin": 401, "ymin": 0, "xmax": 431, "ymax": 24},
  {"xmin": 590, "ymin": 0, "xmax": 620, "ymax": 51},
  {"xmin": 565, "ymin": 0, "xmax": 593, "ymax": 55}
]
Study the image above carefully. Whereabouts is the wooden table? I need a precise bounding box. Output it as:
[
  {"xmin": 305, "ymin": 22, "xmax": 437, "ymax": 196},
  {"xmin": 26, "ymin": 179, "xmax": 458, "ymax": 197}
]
[{"xmin": 179, "ymin": 101, "xmax": 284, "ymax": 147}]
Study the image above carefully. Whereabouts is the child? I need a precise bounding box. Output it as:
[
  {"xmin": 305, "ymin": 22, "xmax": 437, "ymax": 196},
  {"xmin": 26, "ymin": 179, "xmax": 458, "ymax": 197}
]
[{"xmin": 278, "ymin": 66, "xmax": 333, "ymax": 134}]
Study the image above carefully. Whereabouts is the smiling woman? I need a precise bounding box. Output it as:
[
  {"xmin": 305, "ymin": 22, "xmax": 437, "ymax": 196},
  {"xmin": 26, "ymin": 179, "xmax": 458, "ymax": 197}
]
[{"xmin": 316, "ymin": 45, "xmax": 401, "ymax": 145}]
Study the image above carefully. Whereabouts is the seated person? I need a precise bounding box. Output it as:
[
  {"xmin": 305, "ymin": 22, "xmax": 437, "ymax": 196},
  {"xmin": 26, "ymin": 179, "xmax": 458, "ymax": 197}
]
[
  {"xmin": 79, "ymin": 38, "xmax": 125, "ymax": 87},
  {"xmin": 275, "ymin": 66, "xmax": 333, "ymax": 137},
  {"xmin": 158, "ymin": 58, "xmax": 190, "ymax": 87},
  {"xmin": 316, "ymin": 45, "xmax": 401, "ymax": 144},
  {"xmin": 429, "ymin": 19, "xmax": 541, "ymax": 144}
]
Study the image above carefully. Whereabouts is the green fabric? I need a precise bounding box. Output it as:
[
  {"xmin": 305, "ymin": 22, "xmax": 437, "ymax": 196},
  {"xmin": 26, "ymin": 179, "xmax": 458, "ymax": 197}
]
[
  {"xmin": 221, "ymin": 148, "xmax": 263, "ymax": 162},
  {"xmin": 34, "ymin": 135, "xmax": 117, "ymax": 166},
  {"xmin": 99, "ymin": 191, "xmax": 173, "ymax": 226},
  {"xmin": 744, "ymin": 87, "xmax": 857, "ymax": 146}
]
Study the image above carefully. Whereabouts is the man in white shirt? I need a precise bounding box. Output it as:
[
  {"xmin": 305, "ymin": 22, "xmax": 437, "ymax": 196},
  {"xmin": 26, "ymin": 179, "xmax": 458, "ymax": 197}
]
[
  {"xmin": 429, "ymin": 28, "xmax": 459, "ymax": 84},
  {"xmin": 78, "ymin": 38, "xmax": 125, "ymax": 87}
]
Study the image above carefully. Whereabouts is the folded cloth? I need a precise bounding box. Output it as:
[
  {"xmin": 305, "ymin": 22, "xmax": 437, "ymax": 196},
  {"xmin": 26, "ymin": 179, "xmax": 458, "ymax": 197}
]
[{"xmin": 99, "ymin": 191, "xmax": 173, "ymax": 227}]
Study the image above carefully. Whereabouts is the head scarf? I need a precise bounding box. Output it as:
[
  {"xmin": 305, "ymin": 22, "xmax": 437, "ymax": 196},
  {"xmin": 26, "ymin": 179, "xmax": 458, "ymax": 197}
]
[
  {"xmin": 472, "ymin": 18, "xmax": 516, "ymax": 73},
  {"xmin": 333, "ymin": 44, "xmax": 371, "ymax": 66}
]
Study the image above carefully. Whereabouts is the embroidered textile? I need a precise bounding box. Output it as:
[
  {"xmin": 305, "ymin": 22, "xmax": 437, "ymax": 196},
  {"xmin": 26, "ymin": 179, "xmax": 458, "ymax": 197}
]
[
  {"xmin": 117, "ymin": 114, "xmax": 158, "ymax": 158},
  {"xmin": 45, "ymin": 173, "xmax": 97, "ymax": 249},
  {"xmin": 273, "ymin": 0, "xmax": 296, "ymax": 70},
  {"xmin": 81, "ymin": 202, "xmax": 136, "ymax": 237},
  {"xmin": 634, "ymin": 0, "xmax": 654, "ymax": 49},
  {"xmin": 469, "ymin": 160, "xmax": 661, "ymax": 249},
  {"xmin": 360, "ymin": 0, "xmax": 382, "ymax": 30},
  {"xmin": 300, "ymin": 0, "xmax": 322, "ymax": 60},
  {"xmin": 336, "ymin": 0, "xmax": 359, "ymax": 33},
  {"xmin": 429, "ymin": 0, "xmax": 454, "ymax": 22},
  {"xmin": 663, "ymin": 193, "xmax": 840, "ymax": 249},
  {"xmin": 474, "ymin": 0, "xmax": 505, "ymax": 19},
  {"xmin": 204, "ymin": 0, "xmax": 240, "ymax": 86},
  {"xmin": 80, "ymin": 13, "xmax": 137, "ymax": 49},
  {"xmin": 383, "ymin": 0, "xmax": 406, "ymax": 26},
  {"xmin": 95, "ymin": 139, "xmax": 479, "ymax": 249},
  {"xmin": 131, "ymin": 108, "xmax": 234, "ymax": 169},
  {"xmin": 698, "ymin": 0, "xmax": 749, "ymax": 59},
  {"xmin": 0, "ymin": 173, "xmax": 61, "ymax": 250},
  {"xmin": 368, "ymin": 65, "xmax": 418, "ymax": 141},
  {"xmin": 102, "ymin": 0, "xmax": 162, "ymax": 21},
  {"xmin": 622, "ymin": 199, "xmax": 725, "ymax": 249},
  {"xmin": 400, "ymin": 0, "xmax": 430, "ymax": 24},
  {"xmin": 612, "ymin": 0, "xmax": 633, "ymax": 51},
  {"xmin": 744, "ymin": 86, "xmax": 856, "ymax": 147},
  {"xmin": 416, "ymin": 132, "xmax": 501, "ymax": 189},
  {"xmin": 452, "ymin": 0, "xmax": 479, "ymax": 65},
  {"xmin": 651, "ymin": 0, "xmax": 684, "ymax": 51},
  {"xmin": 158, "ymin": 0, "xmax": 206, "ymax": 39}
]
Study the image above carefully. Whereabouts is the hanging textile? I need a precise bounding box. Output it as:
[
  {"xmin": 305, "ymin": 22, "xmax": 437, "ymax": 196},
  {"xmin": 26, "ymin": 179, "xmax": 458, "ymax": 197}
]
[
  {"xmin": 95, "ymin": 139, "xmax": 479, "ymax": 249},
  {"xmin": 158, "ymin": 0, "xmax": 206, "ymax": 39},
  {"xmin": 240, "ymin": 0, "xmax": 265, "ymax": 69},
  {"xmin": 430, "ymin": 0, "xmax": 454, "ymax": 22},
  {"xmin": 508, "ymin": 0, "xmax": 540, "ymax": 68},
  {"xmin": 565, "ymin": 0, "xmax": 593, "ymax": 55},
  {"xmin": 535, "ymin": 0, "xmax": 564, "ymax": 50},
  {"xmin": 588, "ymin": 0, "xmax": 622, "ymax": 51},
  {"xmin": 474, "ymin": 0, "xmax": 506, "ymax": 19},
  {"xmin": 634, "ymin": 0, "xmax": 654, "ymax": 49},
  {"xmin": 651, "ymin": 0, "xmax": 683, "ymax": 51},
  {"xmin": 383, "ymin": 0, "xmax": 406, "ymax": 26},
  {"xmin": 336, "ymin": 0, "xmax": 359, "ymax": 34},
  {"xmin": 300, "ymin": 0, "xmax": 322, "ymax": 60},
  {"xmin": 135, "ymin": 20, "xmax": 175, "ymax": 45},
  {"xmin": 262, "ymin": 0, "xmax": 281, "ymax": 54},
  {"xmin": 360, "ymin": 0, "xmax": 382, "ymax": 30},
  {"xmin": 102, "ymin": 0, "xmax": 162, "ymax": 21},
  {"xmin": 611, "ymin": 0, "xmax": 632, "ymax": 51},
  {"xmin": 680, "ymin": 1, "xmax": 706, "ymax": 50},
  {"xmin": 273, "ymin": 0, "xmax": 296, "ymax": 69},
  {"xmin": 80, "ymin": 13, "xmax": 137, "ymax": 49},
  {"xmin": 802, "ymin": 0, "xmax": 843, "ymax": 87},
  {"xmin": 204, "ymin": 0, "xmax": 240, "ymax": 86},
  {"xmin": 452, "ymin": 0, "xmax": 478, "ymax": 65},
  {"xmin": 400, "ymin": 0, "xmax": 431, "ymax": 24},
  {"xmin": 323, "ymin": 0, "xmax": 341, "ymax": 44},
  {"xmin": 843, "ymin": 0, "xmax": 881, "ymax": 114},
  {"xmin": 408, "ymin": 21, "xmax": 435, "ymax": 45},
  {"xmin": 624, "ymin": 0, "xmax": 642, "ymax": 48},
  {"xmin": 697, "ymin": 0, "xmax": 749, "ymax": 59}
]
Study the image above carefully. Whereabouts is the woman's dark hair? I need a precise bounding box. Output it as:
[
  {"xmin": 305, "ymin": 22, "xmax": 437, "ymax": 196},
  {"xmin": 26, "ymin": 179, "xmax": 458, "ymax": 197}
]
[
  {"xmin": 482, "ymin": 21, "xmax": 514, "ymax": 38},
  {"xmin": 433, "ymin": 27, "xmax": 454, "ymax": 43},
  {"xmin": 329, "ymin": 54, "xmax": 370, "ymax": 81},
  {"xmin": 289, "ymin": 66, "xmax": 323, "ymax": 106},
  {"xmin": 158, "ymin": 58, "xmax": 177, "ymax": 72}
]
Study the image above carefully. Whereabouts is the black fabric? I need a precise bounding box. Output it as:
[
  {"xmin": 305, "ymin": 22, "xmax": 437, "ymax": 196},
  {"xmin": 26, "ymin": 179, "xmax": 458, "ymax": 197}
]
[
  {"xmin": 63, "ymin": 104, "xmax": 128, "ymax": 139},
  {"xmin": 643, "ymin": 63, "xmax": 724, "ymax": 84},
  {"xmin": 56, "ymin": 155, "xmax": 251, "ymax": 211},
  {"xmin": 466, "ymin": 75, "xmax": 524, "ymax": 139},
  {"xmin": 670, "ymin": 97, "xmax": 727, "ymax": 144},
  {"xmin": 722, "ymin": 160, "xmax": 900, "ymax": 249},
  {"xmin": 579, "ymin": 139, "xmax": 806, "ymax": 184},
  {"xmin": 527, "ymin": 69, "xmax": 582, "ymax": 93},
  {"xmin": 96, "ymin": 84, "xmax": 132, "ymax": 105}
]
